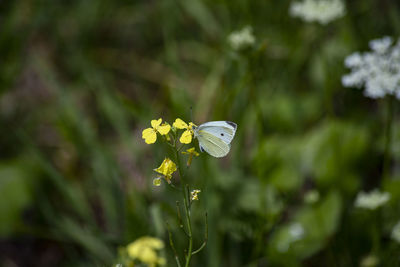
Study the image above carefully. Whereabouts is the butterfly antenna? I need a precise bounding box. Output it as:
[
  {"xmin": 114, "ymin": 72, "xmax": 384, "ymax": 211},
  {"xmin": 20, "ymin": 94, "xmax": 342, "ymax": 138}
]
[{"xmin": 190, "ymin": 106, "xmax": 193, "ymax": 122}]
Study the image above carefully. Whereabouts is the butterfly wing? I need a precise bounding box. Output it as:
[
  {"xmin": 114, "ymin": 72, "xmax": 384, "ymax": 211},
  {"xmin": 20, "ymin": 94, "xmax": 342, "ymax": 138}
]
[
  {"xmin": 197, "ymin": 121, "xmax": 237, "ymax": 144},
  {"xmin": 195, "ymin": 121, "xmax": 237, "ymax": 158},
  {"xmin": 197, "ymin": 131, "xmax": 231, "ymax": 158}
]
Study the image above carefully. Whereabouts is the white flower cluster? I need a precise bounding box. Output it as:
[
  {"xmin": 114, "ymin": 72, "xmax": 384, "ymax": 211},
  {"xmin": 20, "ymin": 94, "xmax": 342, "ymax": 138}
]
[
  {"xmin": 342, "ymin": 36, "xmax": 400, "ymax": 99},
  {"xmin": 228, "ymin": 26, "xmax": 255, "ymax": 50},
  {"xmin": 391, "ymin": 221, "xmax": 400, "ymax": 243},
  {"xmin": 289, "ymin": 0, "xmax": 346, "ymax": 25},
  {"xmin": 354, "ymin": 189, "xmax": 391, "ymax": 210}
]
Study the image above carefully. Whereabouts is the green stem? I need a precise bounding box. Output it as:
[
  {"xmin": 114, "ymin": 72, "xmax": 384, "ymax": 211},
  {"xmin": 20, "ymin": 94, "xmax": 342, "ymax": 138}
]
[
  {"xmin": 371, "ymin": 210, "xmax": 381, "ymax": 254},
  {"xmin": 192, "ymin": 212, "xmax": 208, "ymax": 255},
  {"xmin": 175, "ymin": 149, "xmax": 193, "ymax": 267},
  {"xmin": 167, "ymin": 222, "xmax": 182, "ymax": 267},
  {"xmin": 383, "ymin": 96, "xmax": 394, "ymax": 180}
]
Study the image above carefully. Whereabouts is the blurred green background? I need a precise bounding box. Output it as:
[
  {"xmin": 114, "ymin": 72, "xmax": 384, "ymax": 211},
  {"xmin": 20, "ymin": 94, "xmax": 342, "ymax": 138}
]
[{"xmin": 1, "ymin": 0, "xmax": 400, "ymax": 266}]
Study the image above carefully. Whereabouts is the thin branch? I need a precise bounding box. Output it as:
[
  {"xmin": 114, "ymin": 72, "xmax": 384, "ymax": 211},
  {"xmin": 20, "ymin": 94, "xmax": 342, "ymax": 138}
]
[
  {"xmin": 176, "ymin": 201, "xmax": 189, "ymax": 237},
  {"xmin": 192, "ymin": 212, "xmax": 208, "ymax": 255},
  {"xmin": 167, "ymin": 182, "xmax": 182, "ymax": 191},
  {"xmin": 169, "ymin": 131, "xmax": 176, "ymax": 147},
  {"xmin": 177, "ymin": 144, "xmax": 185, "ymax": 152},
  {"xmin": 186, "ymin": 184, "xmax": 192, "ymax": 210},
  {"xmin": 166, "ymin": 142, "xmax": 174, "ymax": 147},
  {"xmin": 166, "ymin": 222, "xmax": 182, "ymax": 267},
  {"xmin": 383, "ymin": 95, "xmax": 394, "ymax": 180},
  {"xmin": 175, "ymin": 151, "xmax": 193, "ymax": 267},
  {"xmin": 164, "ymin": 133, "xmax": 175, "ymax": 147}
]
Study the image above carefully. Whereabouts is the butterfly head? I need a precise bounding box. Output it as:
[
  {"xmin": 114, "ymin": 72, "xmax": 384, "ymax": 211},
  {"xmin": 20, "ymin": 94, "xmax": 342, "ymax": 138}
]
[{"xmin": 190, "ymin": 123, "xmax": 199, "ymax": 137}]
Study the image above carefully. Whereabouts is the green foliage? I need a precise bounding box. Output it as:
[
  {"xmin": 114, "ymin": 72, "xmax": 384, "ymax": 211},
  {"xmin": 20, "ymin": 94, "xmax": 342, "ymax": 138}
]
[
  {"xmin": 0, "ymin": 161, "xmax": 34, "ymax": 236},
  {"xmin": 269, "ymin": 191, "xmax": 342, "ymax": 264},
  {"xmin": 1, "ymin": 0, "xmax": 400, "ymax": 266}
]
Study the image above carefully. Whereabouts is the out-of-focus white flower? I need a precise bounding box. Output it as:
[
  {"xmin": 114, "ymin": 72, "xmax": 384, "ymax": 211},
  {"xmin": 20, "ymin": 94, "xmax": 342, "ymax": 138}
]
[
  {"xmin": 228, "ymin": 26, "xmax": 255, "ymax": 50},
  {"xmin": 289, "ymin": 223, "xmax": 304, "ymax": 241},
  {"xmin": 391, "ymin": 221, "xmax": 400, "ymax": 243},
  {"xmin": 354, "ymin": 189, "xmax": 391, "ymax": 210},
  {"xmin": 276, "ymin": 223, "xmax": 305, "ymax": 252},
  {"xmin": 370, "ymin": 36, "xmax": 393, "ymax": 54},
  {"xmin": 289, "ymin": 0, "xmax": 346, "ymax": 25},
  {"xmin": 304, "ymin": 190, "xmax": 320, "ymax": 204},
  {"xmin": 342, "ymin": 36, "xmax": 400, "ymax": 99},
  {"xmin": 360, "ymin": 254, "xmax": 379, "ymax": 267}
]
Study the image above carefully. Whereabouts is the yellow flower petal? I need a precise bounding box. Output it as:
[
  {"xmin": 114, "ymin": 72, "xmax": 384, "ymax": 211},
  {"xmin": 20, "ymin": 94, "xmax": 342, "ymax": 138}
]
[
  {"xmin": 173, "ymin": 118, "xmax": 188, "ymax": 129},
  {"xmin": 151, "ymin": 118, "xmax": 162, "ymax": 129},
  {"xmin": 136, "ymin": 237, "xmax": 165, "ymax": 249},
  {"xmin": 181, "ymin": 147, "xmax": 199, "ymax": 166},
  {"xmin": 154, "ymin": 158, "xmax": 177, "ymax": 177},
  {"xmin": 126, "ymin": 236, "xmax": 165, "ymax": 266},
  {"xmin": 142, "ymin": 128, "xmax": 157, "ymax": 144},
  {"xmin": 127, "ymin": 243, "xmax": 141, "ymax": 258},
  {"xmin": 179, "ymin": 130, "xmax": 193, "ymax": 144},
  {"xmin": 157, "ymin": 124, "xmax": 171, "ymax": 135},
  {"xmin": 142, "ymin": 128, "xmax": 153, "ymax": 138},
  {"xmin": 182, "ymin": 147, "xmax": 199, "ymax": 156},
  {"xmin": 138, "ymin": 247, "xmax": 158, "ymax": 263}
]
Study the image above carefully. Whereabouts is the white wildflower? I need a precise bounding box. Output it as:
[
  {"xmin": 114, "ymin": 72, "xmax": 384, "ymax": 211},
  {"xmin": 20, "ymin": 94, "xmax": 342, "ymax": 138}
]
[
  {"xmin": 342, "ymin": 36, "xmax": 400, "ymax": 99},
  {"xmin": 391, "ymin": 221, "xmax": 400, "ymax": 243},
  {"xmin": 289, "ymin": 0, "xmax": 346, "ymax": 25},
  {"xmin": 228, "ymin": 26, "xmax": 255, "ymax": 50},
  {"xmin": 354, "ymin": 189, "xmax": 390, "ymax": 210},
  {"xmin": 190, "ymin": 189, "xmax": 201, "ymax": 201},
  {"xmin": 370, "ymin": 36, "xmax": 393, "ymax": 54}
]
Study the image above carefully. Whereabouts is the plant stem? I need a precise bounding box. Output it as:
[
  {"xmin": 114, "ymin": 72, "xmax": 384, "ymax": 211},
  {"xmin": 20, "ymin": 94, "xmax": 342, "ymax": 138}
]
[
  {"xmin": 383, "ymin": 96, "xmax": 394, "ymax": 180},
  {"xmin": 192, "ymin": 212, "xmax": 208, "ymax": 255},
  {"xmin": 167, "ymin": 222, "xmax": 182, "ymax": 267},
  {"xmin": 175, "ymin": 149, "xmax": 193, "ymax": 267}
]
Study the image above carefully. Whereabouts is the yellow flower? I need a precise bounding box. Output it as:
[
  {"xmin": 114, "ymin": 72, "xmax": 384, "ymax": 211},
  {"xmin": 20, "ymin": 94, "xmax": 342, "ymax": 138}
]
[
  {"xmin": 172, "ymin": 118, "xmax": 188, "ymax": 129},
  {"xmin": 181, "ymin": 147, "xmax": 200, "ymax": 166},
  {"xmin": 142, "ymin": 119, "xmax": 171, "ymax": 144},
  {"xmin": 153, "ymin": 177, "xmax": 162, "ymax": 186},
  {"xmin": 173, "ymin": 118, "xmax": 196, "ymax": 144},
  {"xmin": 154, "ymin": 158, "xmax": 177, "ymax": 184},
  {"xmin": 190, "ymin": 189, "xmax": 201, "ymax": 201},
  {"xmin": 126, "ymin": 236, "xmax": 165, "ymax": 267}
]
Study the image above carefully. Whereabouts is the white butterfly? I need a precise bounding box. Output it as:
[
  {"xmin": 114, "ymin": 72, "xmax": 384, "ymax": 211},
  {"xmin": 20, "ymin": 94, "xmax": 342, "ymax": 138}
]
[{"xmin": 193, "ymin": 121, "xmax": 237, "ymax": 158}]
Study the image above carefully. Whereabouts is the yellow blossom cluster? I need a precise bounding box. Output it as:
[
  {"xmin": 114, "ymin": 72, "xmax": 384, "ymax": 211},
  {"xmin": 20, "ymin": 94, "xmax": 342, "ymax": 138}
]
[
  {"xmin": 142, "ymin": 118, "xmax": 196, "ymax": 145},
  {"xmin": 142, "ymin": 118, "xmax": 200, "ymax": 186},
  {"xmin": 142, "ymin": 119, "xmax": 171, "ymax": 144},
  {"xmin": 172, "ymin": 118, "xmax": 196, "ymax": 144},
  {"xmin": 126, "ymin": 236, "xmax": 166, "ymax": 267}
]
